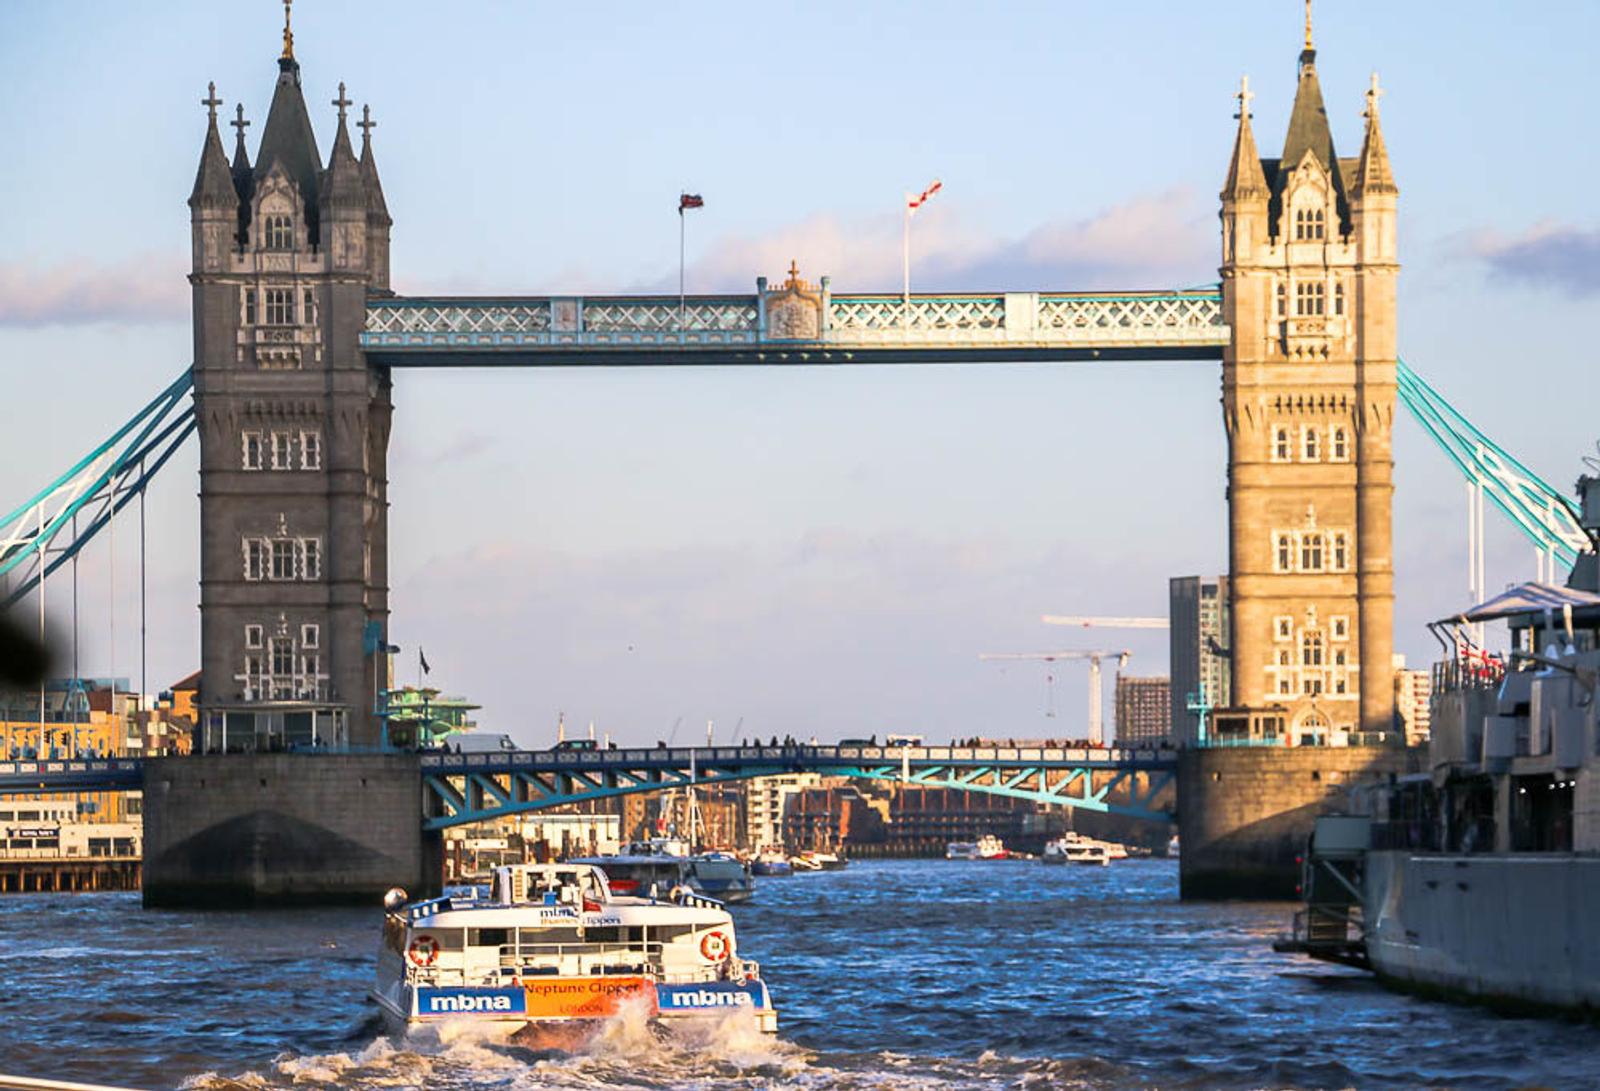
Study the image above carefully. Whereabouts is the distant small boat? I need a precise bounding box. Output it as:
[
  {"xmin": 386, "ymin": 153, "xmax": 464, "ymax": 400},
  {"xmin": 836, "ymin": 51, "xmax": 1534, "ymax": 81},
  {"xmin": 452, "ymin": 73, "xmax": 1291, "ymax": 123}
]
[
  {"xmin": 946, "ymin": 835, "xmax": 1009, "ymax": 860},
  {"xmin": 751, "ymin": 850, "xmax": 793, "ymax": 877},
  {"xmin": 791, "ymin": 850, "xmax": 848, "ymax": 871}
]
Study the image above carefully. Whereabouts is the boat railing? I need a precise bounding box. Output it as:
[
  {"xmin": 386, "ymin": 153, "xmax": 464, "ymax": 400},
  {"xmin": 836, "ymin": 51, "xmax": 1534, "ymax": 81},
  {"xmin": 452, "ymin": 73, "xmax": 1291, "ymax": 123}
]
[{"xmin": 408, "ymin": 939, "xmax": 666, "ymax": 987}]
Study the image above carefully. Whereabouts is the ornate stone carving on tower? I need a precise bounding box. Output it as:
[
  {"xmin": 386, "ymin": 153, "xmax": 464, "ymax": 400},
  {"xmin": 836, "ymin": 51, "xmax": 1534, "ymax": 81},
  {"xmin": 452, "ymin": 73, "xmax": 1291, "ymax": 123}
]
[
  {"xmin": 1216, "ymin": 20, "xmax": 1398, "ymax": 741},
  {"xmin": 187, "ymin": 8, "xmax": 394, "ymax": 749}
]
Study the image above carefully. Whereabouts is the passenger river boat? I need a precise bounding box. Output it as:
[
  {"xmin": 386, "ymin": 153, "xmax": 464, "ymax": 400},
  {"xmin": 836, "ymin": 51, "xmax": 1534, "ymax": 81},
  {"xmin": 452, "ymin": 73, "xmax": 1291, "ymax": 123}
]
[{"xmin": 372, "ymin": 863, "xmax": 777, "ymax": 1044}]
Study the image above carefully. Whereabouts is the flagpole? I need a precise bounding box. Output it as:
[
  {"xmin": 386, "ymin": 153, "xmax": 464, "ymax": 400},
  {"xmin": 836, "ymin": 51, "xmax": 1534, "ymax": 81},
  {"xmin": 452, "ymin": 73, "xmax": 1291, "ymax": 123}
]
[
  {"xmin": 902, "ymin": 193, "xmax": 911, "ymax": 332},
  {"xmin": 678, "ymin": 203, "xmax": 686, "ymax": 336}
]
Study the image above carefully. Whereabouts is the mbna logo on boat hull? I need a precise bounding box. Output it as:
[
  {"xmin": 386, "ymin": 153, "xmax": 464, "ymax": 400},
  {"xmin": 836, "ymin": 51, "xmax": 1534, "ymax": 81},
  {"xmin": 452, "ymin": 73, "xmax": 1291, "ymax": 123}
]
[
  {"xmin": 662, "ymin": 986, "xmax": 759, "ymax": 1008},
  {"xmin": 418, "ymin": 988, "xmax": 526, "ymax": 1015}
]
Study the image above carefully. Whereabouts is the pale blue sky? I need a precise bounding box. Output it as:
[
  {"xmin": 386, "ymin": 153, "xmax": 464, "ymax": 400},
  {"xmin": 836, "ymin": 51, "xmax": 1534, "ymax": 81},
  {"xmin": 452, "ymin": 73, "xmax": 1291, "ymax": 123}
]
[{"xmin": 3, "ymin": 2, "xmax": 1597, "ymax": 745}]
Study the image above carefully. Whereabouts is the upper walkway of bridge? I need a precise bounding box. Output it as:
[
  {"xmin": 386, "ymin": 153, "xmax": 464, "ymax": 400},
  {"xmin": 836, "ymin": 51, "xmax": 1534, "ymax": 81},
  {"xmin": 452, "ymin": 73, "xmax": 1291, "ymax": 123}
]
[{"xmin": 360, "ymin": 284, "xmax": 1226, "ymax": 367}]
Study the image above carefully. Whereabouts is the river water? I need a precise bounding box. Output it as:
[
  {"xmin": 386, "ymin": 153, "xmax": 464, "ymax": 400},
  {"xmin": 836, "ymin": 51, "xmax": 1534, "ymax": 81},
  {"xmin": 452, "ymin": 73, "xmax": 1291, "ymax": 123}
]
[{"xmin": 1, "ymin": 859, "xmax": 1594, "ymax": 1090}]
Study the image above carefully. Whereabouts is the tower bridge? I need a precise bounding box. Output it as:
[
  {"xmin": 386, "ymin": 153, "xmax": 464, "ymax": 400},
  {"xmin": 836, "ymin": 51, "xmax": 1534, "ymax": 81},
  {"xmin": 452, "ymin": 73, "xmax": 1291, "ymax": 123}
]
[{"xmin": 3, "ymin": 9, "xmax": 1594, "ymax": 904}]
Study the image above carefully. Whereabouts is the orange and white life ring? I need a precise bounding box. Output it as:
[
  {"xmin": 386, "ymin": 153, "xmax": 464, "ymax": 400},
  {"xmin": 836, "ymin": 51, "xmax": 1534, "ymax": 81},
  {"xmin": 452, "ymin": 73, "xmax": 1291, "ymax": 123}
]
[
  {"xmin": 408, "ymin": 935, "xmax": 440, "ymax": 967},
  {"xmin": 699, "ymin": 930, "xmax": 729, "ymax": 962}
]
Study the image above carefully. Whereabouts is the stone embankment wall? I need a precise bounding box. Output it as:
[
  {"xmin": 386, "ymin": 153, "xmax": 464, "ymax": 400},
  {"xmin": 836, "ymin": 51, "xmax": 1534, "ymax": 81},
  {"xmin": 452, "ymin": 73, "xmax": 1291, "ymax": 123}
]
[
  {"xmin": 1177, "ymin": 745, "xmax": 1420, "ymax": 899},
  {"xmin": 142, "ymin": 753, "xmax": 439, "ymax": 907}
]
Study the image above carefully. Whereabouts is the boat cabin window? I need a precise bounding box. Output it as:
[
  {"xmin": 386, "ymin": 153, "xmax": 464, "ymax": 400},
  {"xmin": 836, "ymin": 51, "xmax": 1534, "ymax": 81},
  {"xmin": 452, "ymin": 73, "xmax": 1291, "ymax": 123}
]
[{"xmin": 469, "ymin": 927, "xmax": 510, "ymax": 948}]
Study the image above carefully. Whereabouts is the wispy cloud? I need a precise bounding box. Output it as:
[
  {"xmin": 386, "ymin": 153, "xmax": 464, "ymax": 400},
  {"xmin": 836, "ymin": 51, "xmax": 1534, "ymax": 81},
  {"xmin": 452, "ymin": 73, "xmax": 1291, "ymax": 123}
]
[
  {"xmin": 1470, "ymin": 223, "xmax": 1600, "ymax": 297},
  {"xmin": 645, "ymin": 189, "xmax": 1215, "ymax": 295},
  {"xmin": 0, "ymin": 254, "xmax": 190, "ymax": 327}
]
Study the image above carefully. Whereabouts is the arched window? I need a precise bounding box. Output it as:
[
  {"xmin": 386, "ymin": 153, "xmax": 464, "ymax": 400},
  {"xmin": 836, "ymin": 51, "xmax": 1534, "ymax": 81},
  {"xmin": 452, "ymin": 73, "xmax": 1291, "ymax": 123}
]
[
  {"xmin": 1303, "ymin": 427, "xmax": 1320, "ymax": 461},
  {"xmin": 1276, "ymin": 281, "xmax": 1287, "ymax": 319},
  {"xmin": 265, "ymin": 214, "xmax": 294, "ymax": 250},
  {"xmin": 1301, "ymin": 533, "xmax": 1324, "ymax": 571},
  {"xmin": 1334, "ymin": 280, "xmax": 1346, "ymax": 315},
  {"xmin": 1302, "ymin": 631, "xmax": 1324, "ymax": 668},
  {"xmin": 1295, "ymin": 281, "xmax": 1326, "ymax": 316},
  {"xmin": 1274, "ymin": 427, "xmax": 1291, "ymax": 461},
  {"xmin": 1293, "ymin": 207, "xmax": 1326, "ymax": 241},
  {"xmin": 1277, "ymin": 535, "xmax": 1294, "ymax": 572},
  {"xmin": 1332, "ymin": 532, "xmax": 1349, "ymax": 571},
  {"xmin": 1331, "ymin": 426, "xmax": 1348, "ymax": 461}
]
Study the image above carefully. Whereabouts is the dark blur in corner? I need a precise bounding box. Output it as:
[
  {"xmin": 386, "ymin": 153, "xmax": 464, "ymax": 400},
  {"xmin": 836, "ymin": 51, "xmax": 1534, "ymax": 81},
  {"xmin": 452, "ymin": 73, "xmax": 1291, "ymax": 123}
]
[{"xmin": 0, "ymin": 608, "xmax": 52, "ymax": 688}]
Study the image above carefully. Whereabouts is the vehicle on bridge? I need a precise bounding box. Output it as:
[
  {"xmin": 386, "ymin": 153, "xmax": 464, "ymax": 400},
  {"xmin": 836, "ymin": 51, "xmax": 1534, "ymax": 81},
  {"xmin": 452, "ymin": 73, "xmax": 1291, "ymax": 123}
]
[{"xmin": 372, "ymin": 863, "xmax": 776, "ymax": 1046}]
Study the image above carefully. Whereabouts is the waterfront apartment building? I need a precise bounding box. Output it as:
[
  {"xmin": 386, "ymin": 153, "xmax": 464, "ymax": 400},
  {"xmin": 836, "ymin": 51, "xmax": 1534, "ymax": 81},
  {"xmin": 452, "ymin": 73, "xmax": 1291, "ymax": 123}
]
[
  {"xmin": 1169, "ymin": 577, "xmax": 1231, "ymax": 745},
  {"xmin": 1393, "ymin": 657, "xmax": 1432, "ymax": 746},
  {"xmin": 744, "ymin": 773, "xmax": 822, "ymax": 850},
  {"xmin": 1115, "ymin": 675, "xmax": 1172, "ymax": 744}
]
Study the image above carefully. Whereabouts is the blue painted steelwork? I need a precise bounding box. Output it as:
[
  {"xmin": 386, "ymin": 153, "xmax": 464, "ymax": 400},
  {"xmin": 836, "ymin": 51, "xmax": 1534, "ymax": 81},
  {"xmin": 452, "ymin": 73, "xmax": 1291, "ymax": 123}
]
[
  {"xmin": 419, "ymin": 745, "xmax": 1178, "ymax": 829},
  {"xmin": 0, "ymin": 758, "xmax": 144, "ymax": 794},
  {"xmin": 1396, "ymin": 359, "xmax": 1589, "ymax": 570},
  {"xmin": 0, "ymin": 368, "xmax": 195, "ymax": 609}
]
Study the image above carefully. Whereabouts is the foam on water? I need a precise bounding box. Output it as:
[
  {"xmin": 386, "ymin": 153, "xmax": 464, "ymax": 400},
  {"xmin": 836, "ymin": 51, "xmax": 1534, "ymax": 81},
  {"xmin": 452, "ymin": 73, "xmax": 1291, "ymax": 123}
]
[{"xmin": 7, "ymin": 864, "xmax": 1600, "ymax": 1090}]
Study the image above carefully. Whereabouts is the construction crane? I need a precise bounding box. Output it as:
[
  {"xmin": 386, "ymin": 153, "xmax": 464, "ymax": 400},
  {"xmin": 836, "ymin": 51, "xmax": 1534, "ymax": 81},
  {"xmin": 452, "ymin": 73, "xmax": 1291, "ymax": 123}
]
[
  {"xmin": 1041, "ymin": 615, "xmax": 1168, "ymax": 629},
  {"xmin": 977, "ymin": 650, "xmax": 1130, "ymax": 745}
]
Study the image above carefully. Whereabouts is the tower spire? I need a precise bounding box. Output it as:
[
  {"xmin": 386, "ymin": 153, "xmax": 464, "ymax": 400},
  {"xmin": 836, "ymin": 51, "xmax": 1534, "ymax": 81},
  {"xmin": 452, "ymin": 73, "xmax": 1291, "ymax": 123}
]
[
  {"xmin": 1221, "ymin": 75, "xmax": 1268, "ymax": 201},
  {"xmin": 189, "ymin": 81, "xmax": 238, "ymax": 211},
  {"xmin": 281, "ymin": 0, "xmax": 295, "ymax": 61},
  {"xmin": 1351, "ymin": 71, "xmax": 1397, "ymax": 197},
  {"xmin": 1304, "ymin": 0, "xmax": 1313, "ymax": 51}
]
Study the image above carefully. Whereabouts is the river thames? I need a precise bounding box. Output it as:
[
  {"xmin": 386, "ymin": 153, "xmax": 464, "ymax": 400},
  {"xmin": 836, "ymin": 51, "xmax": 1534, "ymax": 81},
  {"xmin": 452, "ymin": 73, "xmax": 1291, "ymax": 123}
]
[{"xmin": 1, "ymin": 859, "xmax": 1594, "ymax": 1090}]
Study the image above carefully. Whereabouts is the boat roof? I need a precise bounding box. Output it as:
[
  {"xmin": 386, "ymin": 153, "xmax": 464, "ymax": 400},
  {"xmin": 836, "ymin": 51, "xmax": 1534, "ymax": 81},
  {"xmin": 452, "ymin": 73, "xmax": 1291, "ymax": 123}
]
[{"xmin": 1431, "ymin": 581, "xmax": 1600, "ymax": 626}]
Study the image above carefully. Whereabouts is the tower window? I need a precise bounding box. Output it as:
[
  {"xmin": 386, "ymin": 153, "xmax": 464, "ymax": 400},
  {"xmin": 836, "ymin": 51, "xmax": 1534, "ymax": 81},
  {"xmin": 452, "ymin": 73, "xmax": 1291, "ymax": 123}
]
[
  {"xmin": 299, "ymin": 538, "xmax": 321, "ymax": 581},
  {"xmin": 1275, "ymin": 281, "xmax": 1287, "ymax": 319},
  {"xmin": 244, "ymin": 624, "xmax": 263, "ymax": 650},
  {"xmin": 1333, "ymin": 532, "xmax": 1349, "ymax": 571},
  {"xmin": 271, "ymin": 539, "xmax": 296, "ymax": 581},
  {"xmin": 1275, "ymin": 616, "xmax": 1294, "ymax": 641},
  {"xmin": 1295, "ymin": 282, "xmax": 1326, "ymax": 316},
  {"xmin": 1301, "ymin": 533, "xmax": 1324, "ymax": 572},
  {"xmin": 1273, "ymin": 427, "xmax": 1291, "ymax": 462},
  {"xmin": 301, "ymin": 624, "xmax": 319, "ymax": 649},
  {"xmin": 241, "ymin": 431, "xmax": 264, "ymax": 471},
  {"xmin": 244, "ymin": 289, "xmax": 257, "ymax": 326},
  {"xmin": 242, "ymin": 539, "xmax": 266, "ymax": 581},
  {"xmin": 1277, "ymin": 535, "xmax": 1293, "ymax": 573},
  {"xmin": 1294, "ymin": 207, "xmax": 1326, "ymax": 241},
  {"xmin": 264, "ymin": 288, "xmax": 295, "ymax": 326},
  {"xmin": 300, "ymin": 431, "xmax": 322, "ymax": 471},
  {"xmin": 265, "ymin": 215, "xmax": 294, "ymax": 250},
  {"xmin": 1303, "ymin": 428, "xmax": 1320, "ymax": 461},
  {"xmin": 1331, "ymin": 426, "xmax": 1349, "ymax": 461},
  {"xmin": 270, "ymin": 431, "xmax": 292, "ymax": 470},
  {"xmin": 1332, "ymin": 615, "xmax": 1349, "ymax": 640},
  {"xmin": 1334, "ymin": 280, "xmax": 1346, "ymax": 316},
  {"xmin": 302, "ymin": 288, "xmax": 316, "ymax": 325}
]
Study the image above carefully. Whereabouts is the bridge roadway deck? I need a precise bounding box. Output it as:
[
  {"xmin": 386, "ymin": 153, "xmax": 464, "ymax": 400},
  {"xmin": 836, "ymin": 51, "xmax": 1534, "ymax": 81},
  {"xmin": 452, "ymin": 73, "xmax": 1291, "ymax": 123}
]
[
  {"xmin": 0, "ymin": 745, "xmax": 1178, "ymax": 827},
  {"xmin": 360, "ymin": 290, "xmax": 1228, "ymax": 368}
]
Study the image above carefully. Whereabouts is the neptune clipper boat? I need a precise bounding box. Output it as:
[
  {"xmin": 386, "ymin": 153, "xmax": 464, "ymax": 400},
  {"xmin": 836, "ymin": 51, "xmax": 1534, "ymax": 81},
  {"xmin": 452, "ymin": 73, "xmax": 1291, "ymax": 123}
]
[{"xmin": 372, "ymin": 863, "xmax": 777, "ymax": 1046}]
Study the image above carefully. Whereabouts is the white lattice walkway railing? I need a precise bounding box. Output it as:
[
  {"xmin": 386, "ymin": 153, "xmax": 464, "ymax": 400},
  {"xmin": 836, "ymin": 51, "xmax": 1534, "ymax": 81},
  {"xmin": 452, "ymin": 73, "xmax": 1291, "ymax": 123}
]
[{"xmin": 361, "ymin": 289, "xmax": 1225, "ymax": 354}]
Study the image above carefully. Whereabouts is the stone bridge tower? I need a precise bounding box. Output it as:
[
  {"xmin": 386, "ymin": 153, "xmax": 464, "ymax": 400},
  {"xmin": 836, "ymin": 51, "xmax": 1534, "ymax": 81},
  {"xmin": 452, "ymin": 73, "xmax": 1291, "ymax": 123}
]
[
  {"xmin": 187, "ymin": 15, "xmax": 393, "ymax": 749},
  {"xmin": 1217, "ymin": 23, "xmax": 1398, "ymax": 739}
]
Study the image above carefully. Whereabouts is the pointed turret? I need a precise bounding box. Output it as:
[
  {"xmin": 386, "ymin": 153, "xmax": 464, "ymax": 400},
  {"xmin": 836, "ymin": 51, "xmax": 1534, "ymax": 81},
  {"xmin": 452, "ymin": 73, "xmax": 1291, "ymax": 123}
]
[
  {"xmin": 358, "ymin": 104, "xmax": 393, "ymax": 293},
  {"xmin": 1351, "ymin": 73, "xmax": 1397, "ymax": 198},
  {"xmin": 189, "ymin": 83, "xmax": 238, "ymax": 211},
  {"xmin": 321, "ymin": 83, "xmax": 366, "ymax": 210},
  {"xmin": 1277, "ymin": 46, "xmax": 1339, "ymax": 185},
  {"xmin": 1221, "ymin": 76, "xmax": 1269, "ymax": 201},
  {"xmin": 321, "ymin": 82, "xmax": 368, "ymax": 272},
  {"xmin": 254, "ymin": 52, "xmax": 323, "ymax": 242},
  {"xmin": 358, "ymin": 105, "xmax": 391, "ymax": 224},
  {"xmin": 229, "ymin": 104, "xmax": 254, "ymax": 246}
]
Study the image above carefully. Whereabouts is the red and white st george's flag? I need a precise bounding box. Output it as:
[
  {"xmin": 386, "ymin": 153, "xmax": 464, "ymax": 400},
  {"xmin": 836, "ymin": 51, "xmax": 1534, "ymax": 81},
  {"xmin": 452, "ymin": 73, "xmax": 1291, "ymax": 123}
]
[{"xmin": 907, "ymin": 179, "xmax": 942, "ymax": 213}]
